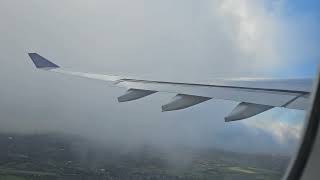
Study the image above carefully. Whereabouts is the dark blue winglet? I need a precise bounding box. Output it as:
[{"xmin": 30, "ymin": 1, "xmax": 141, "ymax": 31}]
[{"xmin": 28, "ymin": 53, "xmax": 60, "ymax": 69}]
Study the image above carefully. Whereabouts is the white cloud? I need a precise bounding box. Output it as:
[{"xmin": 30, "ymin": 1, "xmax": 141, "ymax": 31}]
[
  {"xmin": 242, "ymin": 108, "xmax": 305, "ymax": 144},
  {"xmin": 211, "ymin": 0, "xmax": 286, "ymax": 73}
]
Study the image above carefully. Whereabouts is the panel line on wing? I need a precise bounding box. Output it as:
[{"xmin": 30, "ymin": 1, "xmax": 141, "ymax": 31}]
[{"xmin": 282, "ymin": 93, "xmax": 309, "ymax": 108}]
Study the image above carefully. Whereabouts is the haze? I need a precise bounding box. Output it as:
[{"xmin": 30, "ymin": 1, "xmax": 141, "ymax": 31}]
[{"xmin": 0, "ymin": 0, "xmax": 319, "ymax": 155}]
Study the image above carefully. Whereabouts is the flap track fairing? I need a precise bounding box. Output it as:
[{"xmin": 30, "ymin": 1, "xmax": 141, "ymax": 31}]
[
  {"xmin": 162, "ymin": 94, "xmax": 211, "ymax": 112},
  {"xmin": 118, "ymin": 89, "xmax": 156, "ymax": 102},
  {"xmin": 225, "ymin": 102, "xmax": 273, "ymax": 122}
]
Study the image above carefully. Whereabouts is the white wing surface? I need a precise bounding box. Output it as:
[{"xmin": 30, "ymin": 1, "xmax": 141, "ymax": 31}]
[{"xmin": 28, "ymin": 53, "xmax": 313, "ymax": 121}]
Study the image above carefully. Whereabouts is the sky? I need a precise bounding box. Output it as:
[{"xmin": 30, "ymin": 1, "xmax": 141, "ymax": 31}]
[{"xmin": 0, "ymin": 0, "xmax": 319, "ymax": 155}]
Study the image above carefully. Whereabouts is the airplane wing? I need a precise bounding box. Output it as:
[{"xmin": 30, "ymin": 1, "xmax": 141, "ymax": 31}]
[{"xmin": 28, "ymin": 53, "xmax": 313, "ymax": 122}]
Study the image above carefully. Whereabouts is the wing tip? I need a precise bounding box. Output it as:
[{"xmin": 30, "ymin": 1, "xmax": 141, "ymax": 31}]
[{"xmin": 28, "ymin": 53, "xmax": 60, "ymax": 69}]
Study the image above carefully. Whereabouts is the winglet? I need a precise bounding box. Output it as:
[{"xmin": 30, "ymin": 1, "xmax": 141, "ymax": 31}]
[{"xmin": 28, "ymin": 53, "xmax": 60, "ymax": 69}]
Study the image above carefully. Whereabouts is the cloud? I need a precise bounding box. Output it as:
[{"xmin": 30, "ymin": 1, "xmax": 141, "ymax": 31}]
[
  {"xmin": 243, "ymin": 110, "xmax": 305, "ymax": 154},
  {"xmin": 210, "ymin": 108, "xmax": 305, "ymax": 154},
  {"xmin": 242, "ymin": 112, "xmax": 303, "ymax": 144}
]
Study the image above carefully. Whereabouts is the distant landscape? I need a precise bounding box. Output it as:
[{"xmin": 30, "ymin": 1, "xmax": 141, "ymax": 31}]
[{"xmin": 0, "ymin": 133, "xmax": 290, "ymax": 180}]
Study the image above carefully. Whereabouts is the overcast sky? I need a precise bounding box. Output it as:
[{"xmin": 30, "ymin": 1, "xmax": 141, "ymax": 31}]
[{"xmin": 0, "ymin": 0, "xmax": 319, "ymax": 155}]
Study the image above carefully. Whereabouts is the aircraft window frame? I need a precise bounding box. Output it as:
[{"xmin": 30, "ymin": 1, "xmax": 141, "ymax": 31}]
[{"xmin": 284, "ymin": 72, "xmax": 320, "ymax": 180}]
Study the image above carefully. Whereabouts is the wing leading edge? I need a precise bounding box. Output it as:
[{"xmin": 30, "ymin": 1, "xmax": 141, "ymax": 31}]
[{"xmin": 28, "ymin": 53, "xmax": 313, "ymax": 122}]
